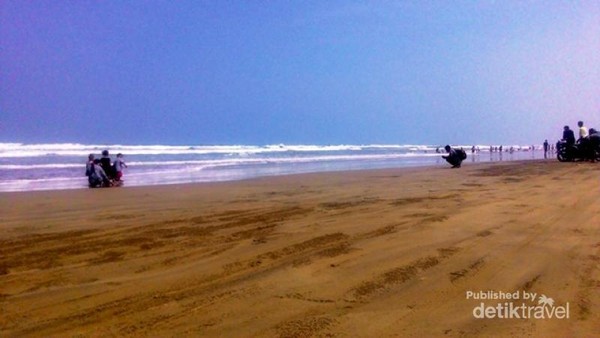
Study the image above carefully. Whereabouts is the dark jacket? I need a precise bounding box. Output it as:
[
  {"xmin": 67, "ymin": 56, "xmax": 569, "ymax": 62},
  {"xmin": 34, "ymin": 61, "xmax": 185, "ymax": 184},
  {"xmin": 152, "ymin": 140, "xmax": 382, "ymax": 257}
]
[
  {"xmin": 86, "ymin": 162, "xmax": 109, "ymax": 187},
  {"xmin": 100, "ymin": 156, "xmax": 114, "ymax": 178},
  {"xmin": 443, "ymin": 148, "xmax": 465, "ymax": 166},
  {"xmin": 563, "ymin": 129, "xmax": 575, "ymax": 145}
]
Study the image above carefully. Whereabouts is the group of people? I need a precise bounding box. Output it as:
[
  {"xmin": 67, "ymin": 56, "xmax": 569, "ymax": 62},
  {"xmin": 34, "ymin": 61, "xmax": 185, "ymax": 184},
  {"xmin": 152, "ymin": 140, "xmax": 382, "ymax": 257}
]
[
  {"xmin": 440, "ymin": 120, "xmax": 599, "ymax": 168},
  {"xmin": 542, "ymin": 140, "xmax": 557, "ymax": 158},
  {"xmin": 561, "ymin": 120, "xmax": 600, "ymax": 161},
  {"xmin": 85, "ymin": 150, "xmax": 128, "ymax": 188}
]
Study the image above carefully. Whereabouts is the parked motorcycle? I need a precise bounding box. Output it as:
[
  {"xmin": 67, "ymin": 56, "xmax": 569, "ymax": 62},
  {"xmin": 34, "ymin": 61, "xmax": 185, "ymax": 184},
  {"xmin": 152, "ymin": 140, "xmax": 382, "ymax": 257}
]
[{"xmin": 556, "ymin": 139, "xmax": 600, "ymax": 162}]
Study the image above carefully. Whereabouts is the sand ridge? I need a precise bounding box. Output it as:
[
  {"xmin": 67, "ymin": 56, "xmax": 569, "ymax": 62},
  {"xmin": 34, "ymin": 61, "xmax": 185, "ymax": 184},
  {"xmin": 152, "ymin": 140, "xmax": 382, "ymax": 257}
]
[{"xmin": 0, "ymin": 160, "xmax": 598, "ymax": 336}]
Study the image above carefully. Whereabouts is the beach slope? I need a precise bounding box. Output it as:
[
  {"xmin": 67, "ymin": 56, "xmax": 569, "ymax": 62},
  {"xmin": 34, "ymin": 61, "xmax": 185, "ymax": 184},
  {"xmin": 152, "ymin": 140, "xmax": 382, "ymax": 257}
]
[{"xmin": 0, "ymin": 161, "xmax": 598, "ymax": 337}]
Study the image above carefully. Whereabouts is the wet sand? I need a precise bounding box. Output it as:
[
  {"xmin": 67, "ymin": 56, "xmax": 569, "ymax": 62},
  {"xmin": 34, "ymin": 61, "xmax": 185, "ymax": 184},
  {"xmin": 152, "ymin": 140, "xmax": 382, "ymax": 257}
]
[{"xmin": 1, "ymin": 160, "xmax": 598, "ymax": 337}]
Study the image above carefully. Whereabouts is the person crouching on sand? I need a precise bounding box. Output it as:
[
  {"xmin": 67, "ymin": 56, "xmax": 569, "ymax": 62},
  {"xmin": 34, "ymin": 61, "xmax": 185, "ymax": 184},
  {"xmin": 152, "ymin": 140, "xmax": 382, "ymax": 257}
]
[
  {"xmin": 86, "ymin": 155, "xmax": 111, "ymax": 187},
  {"xmin": 442, "ymin": 145, "xmax": 465, "ymax": 168}
]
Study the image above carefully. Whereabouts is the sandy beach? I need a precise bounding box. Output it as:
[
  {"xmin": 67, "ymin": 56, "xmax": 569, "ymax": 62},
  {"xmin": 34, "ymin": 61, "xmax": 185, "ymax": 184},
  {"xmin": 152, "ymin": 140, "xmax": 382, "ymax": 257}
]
[{"xmin": 0, "ymin": 160, "xmax": 598, "ymax": 337}]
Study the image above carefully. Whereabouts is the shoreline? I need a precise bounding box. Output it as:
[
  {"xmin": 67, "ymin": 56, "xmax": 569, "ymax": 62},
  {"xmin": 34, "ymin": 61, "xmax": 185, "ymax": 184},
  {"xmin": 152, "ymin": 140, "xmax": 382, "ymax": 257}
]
[
  {"xmin": 0, "ymin": 160, "xmax": 444, "ymax": 195},
  {"xmin": 1, "ymin": 160, "xmax": 598, "ymax": 336},
  {"xmin": 0, "ymin": 156, "xmax": 550, "ymax": 194}
]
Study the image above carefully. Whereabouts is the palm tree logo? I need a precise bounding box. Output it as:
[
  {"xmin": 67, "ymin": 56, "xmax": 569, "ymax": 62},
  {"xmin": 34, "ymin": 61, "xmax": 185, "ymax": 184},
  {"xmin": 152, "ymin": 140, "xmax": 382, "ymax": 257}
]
[{"xmin": 538, "ymin": 294, "xmax": 554, "ymax": 307}]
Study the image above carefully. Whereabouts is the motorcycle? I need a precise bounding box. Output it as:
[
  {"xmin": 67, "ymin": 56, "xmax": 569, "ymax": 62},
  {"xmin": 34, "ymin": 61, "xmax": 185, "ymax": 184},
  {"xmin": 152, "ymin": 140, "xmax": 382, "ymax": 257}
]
[{"xmin": 556, "ymin": 139, "xmax": 600, "ymax": 162}]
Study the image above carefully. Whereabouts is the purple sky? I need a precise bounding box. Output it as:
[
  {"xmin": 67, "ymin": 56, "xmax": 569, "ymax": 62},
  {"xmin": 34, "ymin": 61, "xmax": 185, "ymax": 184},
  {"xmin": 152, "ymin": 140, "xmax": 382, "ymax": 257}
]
[{"xmin": 1, "ymin": 1, "xmax": 599, "ymax": 145}]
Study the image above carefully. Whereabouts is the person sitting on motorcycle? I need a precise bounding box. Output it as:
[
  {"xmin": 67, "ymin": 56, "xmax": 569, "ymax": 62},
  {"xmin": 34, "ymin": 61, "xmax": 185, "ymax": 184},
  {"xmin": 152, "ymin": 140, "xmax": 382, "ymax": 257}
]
[
  {"xmin": 577, "ymin": 121, "xmax": 589, "ymax": 141},
  {"xmin": 563, "ymin": 126, "xmax": 575, "ymax": 146},
  {"xmin": 576, "ymin": 121, "xmax": 594, "ymax": 161},
  {"xmin": 556, "ymin": 126, "xmax": 578, "ymax": 162}
]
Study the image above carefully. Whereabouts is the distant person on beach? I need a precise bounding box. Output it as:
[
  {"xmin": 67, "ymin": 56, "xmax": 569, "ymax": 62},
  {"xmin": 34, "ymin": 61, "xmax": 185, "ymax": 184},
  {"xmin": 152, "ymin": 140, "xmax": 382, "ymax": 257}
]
[
  {"xmin": 442, "ymin": 145, "xmax": 465, "ymax": 168},
  {"xmin": 543, "ymin": 140, "xmax": 549, "ymax": 159},
  {"xmin": 562, "ymin": 126, "xmax": 575, "ymax": 146},
  {"xmin": 100, "ymin": 150, "xmax": 115, "ymax": 179},
  {"xmin": 113, "ymin": 153, "xmax": 128, "ymax": 181}
]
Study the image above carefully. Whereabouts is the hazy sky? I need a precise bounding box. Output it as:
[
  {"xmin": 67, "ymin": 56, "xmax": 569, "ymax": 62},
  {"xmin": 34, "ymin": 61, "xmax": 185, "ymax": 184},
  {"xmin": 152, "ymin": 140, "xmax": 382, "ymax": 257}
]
[{"xmin": 1, "ymin": 1, "xmax": 599, "ymax": 145}]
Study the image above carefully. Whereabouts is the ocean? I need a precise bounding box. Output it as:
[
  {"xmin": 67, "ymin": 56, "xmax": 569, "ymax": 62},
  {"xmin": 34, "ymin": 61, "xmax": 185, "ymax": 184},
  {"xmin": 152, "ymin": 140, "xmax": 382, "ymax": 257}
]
[{"xmin": 0, "ymin": 143, "xmax": 546, "ymax": 192}]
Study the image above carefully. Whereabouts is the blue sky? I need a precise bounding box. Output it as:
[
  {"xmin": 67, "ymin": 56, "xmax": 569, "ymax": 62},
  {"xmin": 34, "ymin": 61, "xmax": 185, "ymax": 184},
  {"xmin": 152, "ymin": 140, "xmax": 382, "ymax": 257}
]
[{"xmin": 1, "ymin": 1, "xmax": 599, "ymax": 145}]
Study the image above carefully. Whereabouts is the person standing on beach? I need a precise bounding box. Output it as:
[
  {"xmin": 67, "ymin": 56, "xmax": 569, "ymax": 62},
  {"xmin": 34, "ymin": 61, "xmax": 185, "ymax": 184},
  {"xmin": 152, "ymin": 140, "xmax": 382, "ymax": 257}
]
[
  {"xmin": 543, "ymin": 140, "xmax": 549, "ymax": 159},
  {"xmin": 442, "ymin": 145, "xmax": 465, "ymax": 168},
  {"xmin": 100, "ymin": 150, "xmax": 115, "ymax": 179},
  {"xmin": 113, "ymin": 153, "xmax": 128, "ymax": 181}
]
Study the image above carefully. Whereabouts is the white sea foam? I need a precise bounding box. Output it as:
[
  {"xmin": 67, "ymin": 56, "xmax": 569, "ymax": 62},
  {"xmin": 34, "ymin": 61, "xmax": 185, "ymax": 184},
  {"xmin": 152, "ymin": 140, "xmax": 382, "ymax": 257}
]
[
  {"xmin": 0, "ymin": 143, "xmax": 445, "ymax": 158},
  {"xmin": 0, "ymin": 142, "xmax": 542, "ymax": 158},
  {"xmin": 0, "ymin": 153, "xmax": 443, "ymax": 171},
  {"xmin": 0, "ymin": 164, "xmax": 84, "ymax": 170},
  {"xmin": 0, "ymin": 142, "xmax": 545, "ymax": 192}
]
